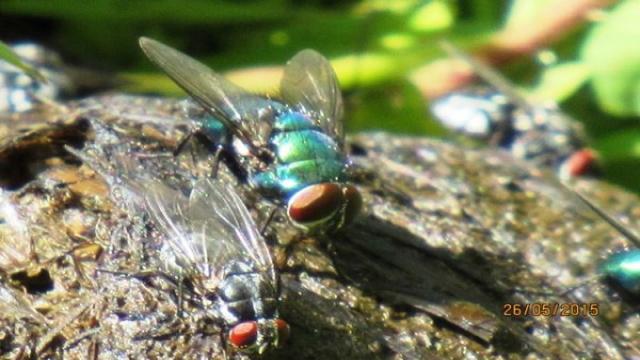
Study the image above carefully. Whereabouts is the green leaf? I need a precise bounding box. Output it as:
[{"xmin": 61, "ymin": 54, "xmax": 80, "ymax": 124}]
[
  {"xmin": 347, "ymin": 80, "xmax": 445, "ymax": 136},
  {"xmin": 0, "ymin": 0, "xmax": 292, "ymax": 24},
  {"xmin": 0, "ymin": 40, "xmax": 46, "ymax": 82},
  {"xmin": 407, "ymin": 0, "xmax": 455, "ymax": 33},
  {"xmin": 580, "ymin": 0, "xmax": 640, "ymax": 117},
  {"xmin": 528, "ymin": 61, "xmax": 590, "ymax": 102},
  {"xmin": 118, "ymin": 72, "xmax": 183, "ymax": 96},
  {"xmin": 594, "ymin": 129, "xmax": 640, "ymax": 161}
]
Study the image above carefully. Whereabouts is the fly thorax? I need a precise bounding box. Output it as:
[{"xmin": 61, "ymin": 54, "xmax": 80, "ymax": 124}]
[
  {"xmin": 250, "ymin": 109, "xmax": 347, "ymax": 197},
  {"xmin": 272, "ymin": 110, "xmax": 317, "ymax": 132},
  {"xmin": 217, "ymin": 260, "xmax": 278, "ymax": 326}
]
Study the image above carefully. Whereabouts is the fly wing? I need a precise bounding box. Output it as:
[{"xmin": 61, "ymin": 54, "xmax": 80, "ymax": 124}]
[
  {"xmin": 439, "ymin": 41, "xmax": 534, "ymax": 112},
  {"xmin": 139, "ymin": 37, "xmax": 273, "ymax": 150},
  {"xmin": 184, "ymin": 179, "xmax": 276, "ymax": 285},
  {"xmin": 280, "ymin": 49, "xmax": 345, "ymax": 149},
  {"xmin": 0, "ymin": 189, "xmax": 31, "ymax": 269},
  {"xmin": 142, "ymin": 178, "xmax": 275, "ymax": 286},
  {"xmin": 568, "ymin": 187, "xmax": 640, "ymax": 248},
  {"xmin": 142, "ymin": 179, "xmax": 220, "ymax": 280},
  {"xmin": 71, "ymin": 143, "xmax": 219, "ymax": 280}
]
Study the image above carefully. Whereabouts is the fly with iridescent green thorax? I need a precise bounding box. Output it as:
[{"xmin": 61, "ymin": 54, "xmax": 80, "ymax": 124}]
[
  {"xmin": 571, "ymin": 190, "xmax": 640, "ymax": 299},
  {"xmin": 139, "ymin": 37, "xmax": 362, "ymax": 233}
]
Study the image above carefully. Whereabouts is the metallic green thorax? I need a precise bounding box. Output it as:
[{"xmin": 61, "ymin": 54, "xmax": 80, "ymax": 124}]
[
  {"xmin": 201, "ymin": 115, "xmax": 228, "ymax": 143},
  {"xmin": 251, "ymin": 110, "xmax": 347, "ymax": 197},
  {"xmin": 600, "ymin": 249, "xmax": 640, "ymax": 294}
]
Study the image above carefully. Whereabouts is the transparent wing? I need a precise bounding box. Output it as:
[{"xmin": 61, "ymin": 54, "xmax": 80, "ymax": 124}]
[
  {"xmin": 0, "ymin": 189, "xmax": 31, "ymax": 269},
  {"xmin": 280, "ymin": 49, "xmax": 345, "ymax": 148},
  {"xmin": 139, "ymin": 37, "xmax": 274, "ymax": 149},
  {"xmin": 143, "ymin": 178, "xmax": 275, "ymax": 285},
  {"xmin": 140, "ymin": 180, "xmax": 214, "ymax": 278},
  {"xmin": 568, "ymin": 187, "xmax": 640, "ymax": 248},
  {"xmin": 439, "ymin": 41, "xmax": 534, "ymax": 112},
  {"xmin": 186, "ymin": 179, "xmax": 275, "ymax": 282}
]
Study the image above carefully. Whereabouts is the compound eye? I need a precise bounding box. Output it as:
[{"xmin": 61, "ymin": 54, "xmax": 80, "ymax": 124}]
[
  {"xmin": 275, "ymin": 319, "xmax": 290, "ymax": 346},
  {"xmin": 287, "ymin": 183, "xmax": 342, "ymax": 226},
  {"xmin": 229, "ymin": 321, "xmax": 258, "ymax": 349},
  {"xmin": 564, "ymin": 149, "xmax": 597, "ymax": 177},
  {"xmin": 342, "ymin": 185, "xmax": 362, "ymax": 226}
]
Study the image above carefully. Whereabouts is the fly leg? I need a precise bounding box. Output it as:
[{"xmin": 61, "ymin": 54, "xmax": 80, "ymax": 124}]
[
  {"xmin": 260, "ymin": 205, "xmax": 278, "ymax": 237},
  {"xmin": 175, "ymin": 269, "xmax": 188, "ymax": 319},
  {"xmin": 172, "ymin": 130, "xmax": 195, "ymax": 157},
  {"xmin": 210, "ymin": 145, "xmax": 224, "ymax": 179},
  {"xmin": 206, "ymin": 142, "xmax": 247, "ymax": 182},
  {"xmin": 219, "ymin": 143, "xmax": 248, "ymax": 183},
  {"xmin": 174, "ymin": 127, "xmax": 248, "ymax": 183}
]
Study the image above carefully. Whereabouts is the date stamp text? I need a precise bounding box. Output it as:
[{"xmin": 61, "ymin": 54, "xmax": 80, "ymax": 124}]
[{"xmin": 503, "ymin": 303, "xmax": 599, "ymax": 317}]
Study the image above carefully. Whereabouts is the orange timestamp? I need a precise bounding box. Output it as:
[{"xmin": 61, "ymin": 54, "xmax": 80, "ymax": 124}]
[{"xmin": 503, "ymin": 303, "xmax": 600, "ymax": 317}]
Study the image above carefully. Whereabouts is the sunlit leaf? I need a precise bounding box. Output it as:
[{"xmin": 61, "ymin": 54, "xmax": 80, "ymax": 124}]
[
  {"xmin": 528, "ymin": 61, "xmax": 590, "ymax": 102},
  {"xmin": 353, "ymin": 0, "xmax": 419, "ymax": 15},
  {"xmin": 379, "ymin": 33, "xmax": 417, "ymax": 50},
  {"xmin": 503, "ymin": 0, "xmax": 557, "ymax": 30},
  {"xmin": 407, "ymin": 0, "xmax": 455, "ymax": 33},
  {"xmin": 581, "ymin": 0, "xmax": 640, "ymax": 117},
  {"xmin": 594, "ymin": 129, "xmax": 640, "ymax": 161},
  {"xmin": 0, "ymin": 40, "xmax": 46, "ymax": 82}
]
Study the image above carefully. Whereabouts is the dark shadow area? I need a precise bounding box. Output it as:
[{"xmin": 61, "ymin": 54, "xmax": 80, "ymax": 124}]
[{"xmin": 0, "ymin": 118, "xmax": 89, "ymax": 190}]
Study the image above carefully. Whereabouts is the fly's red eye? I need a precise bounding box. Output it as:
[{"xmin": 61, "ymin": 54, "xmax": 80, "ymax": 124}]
[
  {"xmin": 229, "ymin": 321, "xmax": 258, "ymax": 348},
  {"xmin": 287, "ymin": 183, "xmax": 342, "ymax": 225},
  {"xmin": 342, "ymin": 185, "xmax": 362, "ymax": 226},
  {"xmin": 275, "ymin": 319, "xmax": 290, "ymax": 345},
  {"xmin": 566, "ymin": 149, "xmax": 597, "ymax": 177}
]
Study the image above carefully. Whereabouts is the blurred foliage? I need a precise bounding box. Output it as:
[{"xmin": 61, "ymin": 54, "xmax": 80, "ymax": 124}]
[
  {"xmin": 1, "ymin": 0, "xmax": 639, "ymax": 192},
  {"xmin": 0, "ymin": 40, "xmax": 46, "ymax": 82}
]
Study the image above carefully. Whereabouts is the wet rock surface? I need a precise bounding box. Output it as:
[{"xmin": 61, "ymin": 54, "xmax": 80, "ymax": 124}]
[{"xmin": 0, "ymin": 95, "xmax": 638, "ymax": 359}]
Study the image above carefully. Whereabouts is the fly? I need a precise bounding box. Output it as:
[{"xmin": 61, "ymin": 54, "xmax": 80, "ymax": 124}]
[
  {"xmin": 429, "ymin": 41, "xmax": 598, "ymax": 180},
  {"xmin": 570, "ymin": 189, "xmax": 640, "ymax": 297},
  {"xmin": 138, "ymin": 37, "xmax": 362, "ymax": 233},
  {"xmin": 124, "ymin": 171, "xmax": 290, "ymax": 354}
]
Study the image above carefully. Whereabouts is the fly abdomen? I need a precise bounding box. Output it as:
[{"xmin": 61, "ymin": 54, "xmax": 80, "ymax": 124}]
[
  {"xmin": 219, "ymin": 297, "xmax": 279, "ymax": 324},
  {"xmin": 217, "ymin": 260, "xmax": 279, "ymax": 325},
  {"xmin": 250, "ymin": 159, "xmax": 347, "ymax": 196}
]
